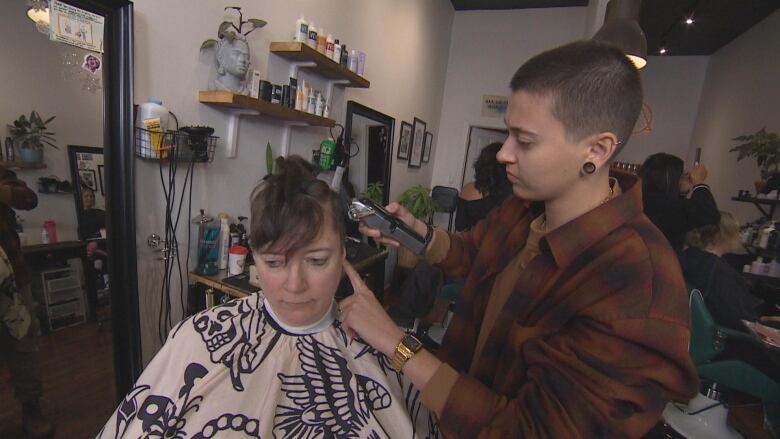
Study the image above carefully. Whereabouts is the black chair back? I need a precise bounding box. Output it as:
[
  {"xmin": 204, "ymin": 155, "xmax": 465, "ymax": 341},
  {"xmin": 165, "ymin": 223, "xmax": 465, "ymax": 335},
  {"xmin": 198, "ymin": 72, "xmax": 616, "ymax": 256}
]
[{"xmin": 431, "ymin": 186, "xmax": 460, "ymax": 231}]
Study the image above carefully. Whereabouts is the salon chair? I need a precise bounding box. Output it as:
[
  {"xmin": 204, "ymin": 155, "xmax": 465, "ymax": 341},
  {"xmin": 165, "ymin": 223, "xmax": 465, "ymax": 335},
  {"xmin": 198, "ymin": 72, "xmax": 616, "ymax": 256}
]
[
  {"xmin": 431, "ymin": 186, "xmax": 459, "ymax": 232},
  {"xmin": 662, "ymin": 289, "xmax": 780, "ymax": 438}
]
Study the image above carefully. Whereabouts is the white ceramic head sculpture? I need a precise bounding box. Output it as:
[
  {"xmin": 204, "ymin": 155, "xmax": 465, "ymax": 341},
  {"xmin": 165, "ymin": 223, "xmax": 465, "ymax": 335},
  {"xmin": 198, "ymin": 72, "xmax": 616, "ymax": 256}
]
[{"xmin": 213, "ymin": 35, "xmax": 250, "ymax": 94}]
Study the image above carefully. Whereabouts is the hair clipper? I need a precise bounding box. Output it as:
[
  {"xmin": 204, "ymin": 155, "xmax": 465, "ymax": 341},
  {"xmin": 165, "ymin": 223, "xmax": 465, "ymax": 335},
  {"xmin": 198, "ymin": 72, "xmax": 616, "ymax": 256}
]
[{"xmin": 348, "ymin": 198, "xmax": 427, "ymax": 255}]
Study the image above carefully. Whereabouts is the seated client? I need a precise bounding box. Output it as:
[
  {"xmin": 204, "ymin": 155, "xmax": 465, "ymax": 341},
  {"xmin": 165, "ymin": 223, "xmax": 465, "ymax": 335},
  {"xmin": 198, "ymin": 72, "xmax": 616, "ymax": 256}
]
[{"xmin": 99, "ymin": 156, "xmax": 437, "ymax": 438}]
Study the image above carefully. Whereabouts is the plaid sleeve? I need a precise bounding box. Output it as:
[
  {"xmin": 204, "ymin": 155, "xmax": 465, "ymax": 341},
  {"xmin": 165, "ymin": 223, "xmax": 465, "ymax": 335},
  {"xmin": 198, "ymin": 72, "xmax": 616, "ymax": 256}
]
[
  {"xmin": 0, "ymin": 168, "xmax": 37, "ymax": 211},
  {"xmin": 435, "ymin": 314, "xmax": 698, "ymax": 438}
]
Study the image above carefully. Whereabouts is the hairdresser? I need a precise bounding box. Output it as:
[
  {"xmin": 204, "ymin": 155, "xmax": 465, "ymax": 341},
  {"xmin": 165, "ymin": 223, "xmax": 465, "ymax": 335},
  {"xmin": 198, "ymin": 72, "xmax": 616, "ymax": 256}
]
[
  {"xmin": 340, "ymin": 41, "xmax": 698, "ymax": 438},
  {"xmin": 639, "ymin": 152, "xmax": 720, "ymax": 253}
]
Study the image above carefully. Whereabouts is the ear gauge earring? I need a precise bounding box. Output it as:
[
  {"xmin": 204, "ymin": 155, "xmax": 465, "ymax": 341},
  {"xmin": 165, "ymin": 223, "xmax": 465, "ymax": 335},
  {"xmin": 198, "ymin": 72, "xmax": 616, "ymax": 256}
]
[{"xmin": 582, "ymin": 162, "xmax": 596, "ymax": 175}]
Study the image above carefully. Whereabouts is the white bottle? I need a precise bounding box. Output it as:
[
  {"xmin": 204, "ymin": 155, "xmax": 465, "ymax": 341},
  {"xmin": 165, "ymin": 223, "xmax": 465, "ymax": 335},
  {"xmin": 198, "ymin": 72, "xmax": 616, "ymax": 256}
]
[
  {"xmin": 40, "ymin": 227, "xmax": 49, "ymax": 244},
  {"xmin": 136, "ymin": 99, "xmax": 170, "ymax": 158},
  {"xmin": 307, "ymin": 90, "xmax": 317, "ymax": 114},
  {"xmin": 315, "ymin": 93, "xmax": 324, "ymax": 116},
  {"xmin": 333, "ymin": 39, "xmax": 342, "ymax": 63},
  {"xmin": 218, "ymin": 213, "xmax": 230, "ymax": 270},
  {"xmin": 295, "ymin": 15, "xmax": 308, "ymax": 43},
  {"xmin": 307, "ymin": 23, "xmax": 318, "ymax": 49},
  {"xmin": 348, "ymin": 50, "xmax": 358, "ymax": 72},
  {"xmin": 298, "ymin": 81, "xmax": 308, "ymax": 112}
]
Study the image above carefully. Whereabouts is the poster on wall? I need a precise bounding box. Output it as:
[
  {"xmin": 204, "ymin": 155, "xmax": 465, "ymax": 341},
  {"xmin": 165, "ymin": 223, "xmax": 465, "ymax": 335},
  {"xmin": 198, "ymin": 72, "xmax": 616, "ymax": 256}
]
[
  {"xmin": 397, "ymin": 121, "xmax": 412, "ymax": 160},
  {"xmin": 408, "ymin": 118, "xmax": 426, "ymax": 169},
  {"xmin": 50, "ymin": 0, "xmax": 105, "ymax": 53},
  {"xmin": 422, "ymin": 132, "xmax": 433, "ymax": 163},
  {"xmin": 481, "ymin": 95, "xmax": 508, "ymax": 118}
]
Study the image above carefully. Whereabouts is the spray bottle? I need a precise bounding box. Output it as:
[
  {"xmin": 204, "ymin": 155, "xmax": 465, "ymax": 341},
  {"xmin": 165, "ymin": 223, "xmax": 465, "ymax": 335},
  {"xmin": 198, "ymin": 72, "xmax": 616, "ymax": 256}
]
[{"xmin": 193, "ymin": 209, "xmax": 220, "ymax": 275}]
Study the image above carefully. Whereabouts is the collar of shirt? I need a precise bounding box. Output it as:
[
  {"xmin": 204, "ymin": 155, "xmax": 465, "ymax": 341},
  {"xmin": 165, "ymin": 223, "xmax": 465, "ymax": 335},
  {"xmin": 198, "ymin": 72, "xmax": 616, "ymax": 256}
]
[{"xmin": 541, "ymin": 171, "xmax": 643, "ymax": 269}]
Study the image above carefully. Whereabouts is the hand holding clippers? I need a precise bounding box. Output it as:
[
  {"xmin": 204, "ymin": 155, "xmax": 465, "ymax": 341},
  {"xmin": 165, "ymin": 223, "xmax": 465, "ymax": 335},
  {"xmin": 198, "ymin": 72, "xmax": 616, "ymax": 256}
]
[{"xmin": 347, "ymin": 198, "xmax": 427, "ymax": 255}]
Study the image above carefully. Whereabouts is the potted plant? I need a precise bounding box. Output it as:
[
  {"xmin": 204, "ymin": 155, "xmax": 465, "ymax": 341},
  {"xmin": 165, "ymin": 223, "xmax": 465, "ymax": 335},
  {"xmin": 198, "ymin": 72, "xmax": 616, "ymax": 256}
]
[
  {"xmin": 396, "ymin": 185, "xmax": 438, "ymax": 268},
  {"xmin": 7, "ymin": 111, "xmax": 57, "ymax": 163},
  {"xmin": 362, "ymin": 182, "xmax": 384, "ymax": 205},
  {"xmin": 730, "ymin": 127, "xmax": 780, "ymax": 193}
]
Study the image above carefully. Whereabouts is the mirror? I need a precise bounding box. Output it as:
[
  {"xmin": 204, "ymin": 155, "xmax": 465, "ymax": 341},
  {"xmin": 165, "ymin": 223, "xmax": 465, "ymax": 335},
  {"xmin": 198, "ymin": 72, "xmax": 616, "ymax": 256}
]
[
  {"xmin": 344, "ymin": 101, "xmax": 395, "ymax": 205},
  {"xmin": 68, "ymin": 145, "xmax": 106, "ymax": 240},
  {"xmin": 0, "ymin": 0, "xmax": 138, "ymax": 437}
]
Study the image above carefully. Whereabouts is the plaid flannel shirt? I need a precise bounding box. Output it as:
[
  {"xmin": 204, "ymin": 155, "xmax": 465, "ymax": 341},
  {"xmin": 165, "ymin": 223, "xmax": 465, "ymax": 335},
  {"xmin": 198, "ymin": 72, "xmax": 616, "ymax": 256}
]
[
  {"xmin": 426, "ymin": 171, "xmax": 698, "ymax": 438},
  {"xmin": 0, "ymin": 165, "xmax": 38, "ymax": 289}
]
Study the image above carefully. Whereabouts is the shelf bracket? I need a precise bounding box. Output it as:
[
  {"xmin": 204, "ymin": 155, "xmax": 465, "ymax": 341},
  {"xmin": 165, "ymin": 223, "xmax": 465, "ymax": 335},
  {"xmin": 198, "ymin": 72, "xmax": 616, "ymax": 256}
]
[
  {"xmin": 288, "ymin": 61, "xmax": 318, "ymax": 82},
  {"xmin": 280, "ymin": 121, "xmax": 310, "ymax": 157},
  {"xmin": 326, "ymin": 79, "xmax": 350, "ymax": 106},
  {"xmin": 224, "ymin": 109, "xmax": 260, "ymax": 158}
]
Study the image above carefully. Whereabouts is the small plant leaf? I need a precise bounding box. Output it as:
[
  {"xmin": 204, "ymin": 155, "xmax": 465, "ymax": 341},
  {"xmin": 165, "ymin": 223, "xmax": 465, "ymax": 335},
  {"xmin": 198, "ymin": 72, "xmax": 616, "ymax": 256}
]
[
  {"xmin": 218, "ymin": 21, "xmax": 234, "ymax": 35},
  {"xmin": 200, "ymin": 39, "xmax": 218, "ymax": 50},
  {"xmin": 248, "ymin": 18, "xmax": 266, "ymax": 29}
]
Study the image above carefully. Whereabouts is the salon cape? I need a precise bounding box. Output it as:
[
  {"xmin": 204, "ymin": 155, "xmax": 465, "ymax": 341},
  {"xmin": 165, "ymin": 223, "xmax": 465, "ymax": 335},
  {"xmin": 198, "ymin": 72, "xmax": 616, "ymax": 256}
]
[{"xmin": 99, "ymin": 294, "xmax": 438, "ymax": 438}]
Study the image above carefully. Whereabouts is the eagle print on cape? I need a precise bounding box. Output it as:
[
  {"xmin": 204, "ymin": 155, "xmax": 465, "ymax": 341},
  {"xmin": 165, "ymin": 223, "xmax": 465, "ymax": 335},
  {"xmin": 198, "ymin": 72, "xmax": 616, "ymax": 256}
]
[{"xmin": 274, "ymin": 335, "xmax": 392, "ymax": 438}]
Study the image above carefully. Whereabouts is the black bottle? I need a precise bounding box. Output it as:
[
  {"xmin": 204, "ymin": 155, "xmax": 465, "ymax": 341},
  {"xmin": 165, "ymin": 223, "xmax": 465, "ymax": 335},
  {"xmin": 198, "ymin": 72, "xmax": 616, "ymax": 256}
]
[{"xmin": 340, "ymin": 44, "xmax": 348, "ymax": 67}]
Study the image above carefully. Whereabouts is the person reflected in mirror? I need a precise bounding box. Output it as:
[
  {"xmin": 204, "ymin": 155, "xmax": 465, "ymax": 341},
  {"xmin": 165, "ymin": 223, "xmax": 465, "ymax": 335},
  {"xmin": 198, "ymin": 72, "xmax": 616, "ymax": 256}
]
[
  {"xmin": 0, "ymin": 163, "xmax": 54, "ymax": 439},
  {"xmin": 639, "ymin": 153, "xmax": 720, "ymax": 253},
  {"xmin": 78, "ymin": 186, "xmax": 105, "ymax": 241},
  {"xmin": 100, "ymin": 156, "xmax": 437, "ymax": 438},
  {"xmin": 212, "ymin": 36, "xmax": 250, "ymax": 94},
  {"xmin": 455, "ymin": 142, "xmax": 513, "ymax": 232}
]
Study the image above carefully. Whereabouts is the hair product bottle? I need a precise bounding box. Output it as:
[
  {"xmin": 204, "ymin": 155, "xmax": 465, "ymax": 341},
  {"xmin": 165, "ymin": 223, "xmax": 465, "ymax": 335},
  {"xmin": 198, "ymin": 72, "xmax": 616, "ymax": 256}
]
[
  {"xmin": 307, "ymin": 23, "xmax": 318, "ymax": 49},
  {"xmin": 340, "ymin": 44, "xmax": 348, "ymax": 66},
  {"xmin": 295, "ymin": 15, "xmax": 308, "ymax": 43},
  {"xmin": 317, "ymin": 30, "xmax": 327, "ymax": 54},
  {"xmin": 333, "ymin": 39, "xmax": 341, "ymax": 63},
  {"xmin": 326, "ymin": 34, "xmax": 334, "ymax": 58},
  {"xmin": 348, "ymin": 50, "xmax": 358, "ymax": 72}
]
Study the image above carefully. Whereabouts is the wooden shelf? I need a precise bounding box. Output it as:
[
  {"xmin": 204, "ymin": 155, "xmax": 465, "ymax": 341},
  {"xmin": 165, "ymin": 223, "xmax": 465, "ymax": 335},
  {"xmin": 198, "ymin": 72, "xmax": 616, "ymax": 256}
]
[
  {"xmin": 270, "ymin": 42, "xmax": 370, "ymax": 88},
  {"xmin": 198, "ymin": 91, "xmax": 335, "ymax": 127},
  {"xmin": 0, "ymin": 160, "xmax": 46, "ymax": 170}
]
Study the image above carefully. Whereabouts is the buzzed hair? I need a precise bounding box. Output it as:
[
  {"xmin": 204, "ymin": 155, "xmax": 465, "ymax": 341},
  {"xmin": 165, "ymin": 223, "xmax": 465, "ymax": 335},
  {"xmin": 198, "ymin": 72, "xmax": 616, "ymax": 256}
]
[{"xmin": 510, "ymin": 40, "xmax": 643, "ymax": 157}]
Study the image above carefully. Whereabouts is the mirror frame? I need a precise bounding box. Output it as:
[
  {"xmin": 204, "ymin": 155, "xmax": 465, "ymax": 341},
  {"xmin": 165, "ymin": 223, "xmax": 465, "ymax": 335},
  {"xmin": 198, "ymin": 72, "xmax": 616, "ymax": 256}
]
[
  {"xmin": 344, "ymin": 101, "xmax": 395, "ymax": 205},
  {"xmin": 65, "ymin": 0, "xmax": 141, "ymax": 397}
]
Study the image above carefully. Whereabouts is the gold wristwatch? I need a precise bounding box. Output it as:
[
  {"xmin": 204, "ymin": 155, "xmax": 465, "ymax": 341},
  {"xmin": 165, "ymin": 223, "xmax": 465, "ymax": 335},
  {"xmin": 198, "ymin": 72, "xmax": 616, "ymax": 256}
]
[{"xmin": 391, "ymin": 334, "xmax": 423, "ymax": 372}]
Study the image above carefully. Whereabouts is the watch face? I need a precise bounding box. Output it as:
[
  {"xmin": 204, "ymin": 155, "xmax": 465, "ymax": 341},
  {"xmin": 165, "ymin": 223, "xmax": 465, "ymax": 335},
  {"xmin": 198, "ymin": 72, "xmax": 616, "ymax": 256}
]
[{"xmin": 403, "ymin": 334, "xmax": 423, "ymax": 352}]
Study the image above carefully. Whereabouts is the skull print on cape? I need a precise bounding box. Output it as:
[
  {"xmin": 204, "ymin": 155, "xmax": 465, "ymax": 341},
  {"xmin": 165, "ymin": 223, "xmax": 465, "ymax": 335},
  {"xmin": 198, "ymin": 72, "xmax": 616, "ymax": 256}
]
[{"xmin": 99, "ymin": 294, "xmax": 438, "ymax": 438}]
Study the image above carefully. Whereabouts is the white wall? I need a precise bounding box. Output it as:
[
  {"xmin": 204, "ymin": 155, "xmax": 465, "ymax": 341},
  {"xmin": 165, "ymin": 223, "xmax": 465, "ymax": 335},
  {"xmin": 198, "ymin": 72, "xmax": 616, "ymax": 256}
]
[
  {"xmin": 131, "ymin": 0, "xmax": 454, "ymax": 362},
  {"xmin": 617, "ymin": 56, "xmax": 710, "ymax": 164},
  {"xmin": 689, "ymin": 10, "xmax": 780, "ymax": 223},
  {"xmin": 430, "ymin": 7, "xmax": 711, "ymax": 190},
  {"xmin": 430, "ymin": 8, "xmax": 589, "ymax": 189},
  {"xmin": 0, "ymin": 0, "xmax": 103, "ymax": 243}
]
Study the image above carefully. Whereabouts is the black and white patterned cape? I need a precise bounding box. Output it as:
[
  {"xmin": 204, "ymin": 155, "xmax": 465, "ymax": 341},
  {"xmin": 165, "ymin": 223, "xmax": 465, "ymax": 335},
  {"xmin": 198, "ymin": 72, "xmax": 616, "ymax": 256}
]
[{"xmin": 98, "ymin": 294, "xmax": 438, "ymax": 438}]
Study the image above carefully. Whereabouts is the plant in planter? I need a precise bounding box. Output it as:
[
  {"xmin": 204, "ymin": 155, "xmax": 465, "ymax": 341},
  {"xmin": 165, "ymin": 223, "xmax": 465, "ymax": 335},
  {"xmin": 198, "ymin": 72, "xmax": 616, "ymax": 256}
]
[
  {"xmin": 362, "ymin": 182, "xmax": 384, "ymax": 205},
  {"xmin": 398, "ymin": 185, "xmax": 438, "ymax": 223},
  {"xmin": 730, "ymin": 127, "xmax": 780, "ymax": 193},
  {"xmin": 396, "ymin": 185, "xmax": 438, "ymax": 268},
  {"xmin": 7, "ymin": 111, "xmax": 57, "ymax": 163}
]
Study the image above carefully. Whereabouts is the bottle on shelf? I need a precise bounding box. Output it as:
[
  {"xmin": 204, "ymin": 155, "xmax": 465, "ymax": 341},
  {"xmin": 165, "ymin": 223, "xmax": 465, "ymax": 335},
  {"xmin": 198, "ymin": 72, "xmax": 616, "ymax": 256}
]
[
  {"xmin": 317, "ymin": 30, "xmax": 327, "ymax": 54},
  {"xmin": 326, "ymin": 34, "xmax": 335, "ymax": 59},
  {"xmin": 333, "ymin": 39, "xmax": 342, "ymax": 63},
  {"xmin": 307, "ymin": 23, "xmax": 318, "ymax": 49},
  {"xmin": 340, "ymin": 44, "xmax": 348, "ymax": 67},
  {"xmin": 348, "ymin": 50, "xmax": 358, "ymax": 72},
  {"xmin": 295, "ymin": 15, "xmax": 308, "ymax": 43}
]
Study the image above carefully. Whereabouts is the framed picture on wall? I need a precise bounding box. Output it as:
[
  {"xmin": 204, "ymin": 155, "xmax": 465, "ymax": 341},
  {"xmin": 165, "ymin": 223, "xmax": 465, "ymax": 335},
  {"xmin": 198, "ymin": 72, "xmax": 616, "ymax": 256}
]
[
  {"xmin": 408, "ymin": 117, "xmax": 426, "ymax": 169},
  {"xmin": 4, "ymin": 137, "xmax": 14, "ymax": 162},
  {"xmin": 397, "ymin": 121, "xmax": 412, "ymax": 160},
  {"xmin": 422, "ymin": 131, "xmax": 433, "ymax": 163},
  {"xmin": 79, "ymin": 169, "xmax": 98, "ymax": 191},
  {"xmin": 98, "ymin": 164, "xmax": 105, "ymax": 195}
]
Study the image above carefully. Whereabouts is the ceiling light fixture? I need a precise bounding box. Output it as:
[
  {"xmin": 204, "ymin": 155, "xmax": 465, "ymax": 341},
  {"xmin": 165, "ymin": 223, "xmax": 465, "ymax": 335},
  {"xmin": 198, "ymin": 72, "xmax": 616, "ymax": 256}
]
[
  {"xmin": 27, "ymin": 0, "xmax": 50, "ymax": 35},
  {"xmin": 685, "ymin": 17, "xmax": 694, "ymax": 25},
  {"xmin": 659, "ymin": 47, "xmax": 667, "ymax": 54},
  {"xmin": 592, "ymin": 0, "xmax": 647, "ymax": 69}
]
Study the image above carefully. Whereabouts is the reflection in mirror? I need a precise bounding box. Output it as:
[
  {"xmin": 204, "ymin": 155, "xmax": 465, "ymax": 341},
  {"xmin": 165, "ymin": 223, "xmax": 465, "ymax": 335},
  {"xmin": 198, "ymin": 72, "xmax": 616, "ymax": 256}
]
[
  {"xmin": 0, "ymin": 1, "xmax": 127, "ymax": 437},
  {"xmin": 68, "ymin": 145, "xmax": 106, "ymax": 240},
  {"xmin": 344, "ymin": 101, "xmax": 395, "ymax": 206}
]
